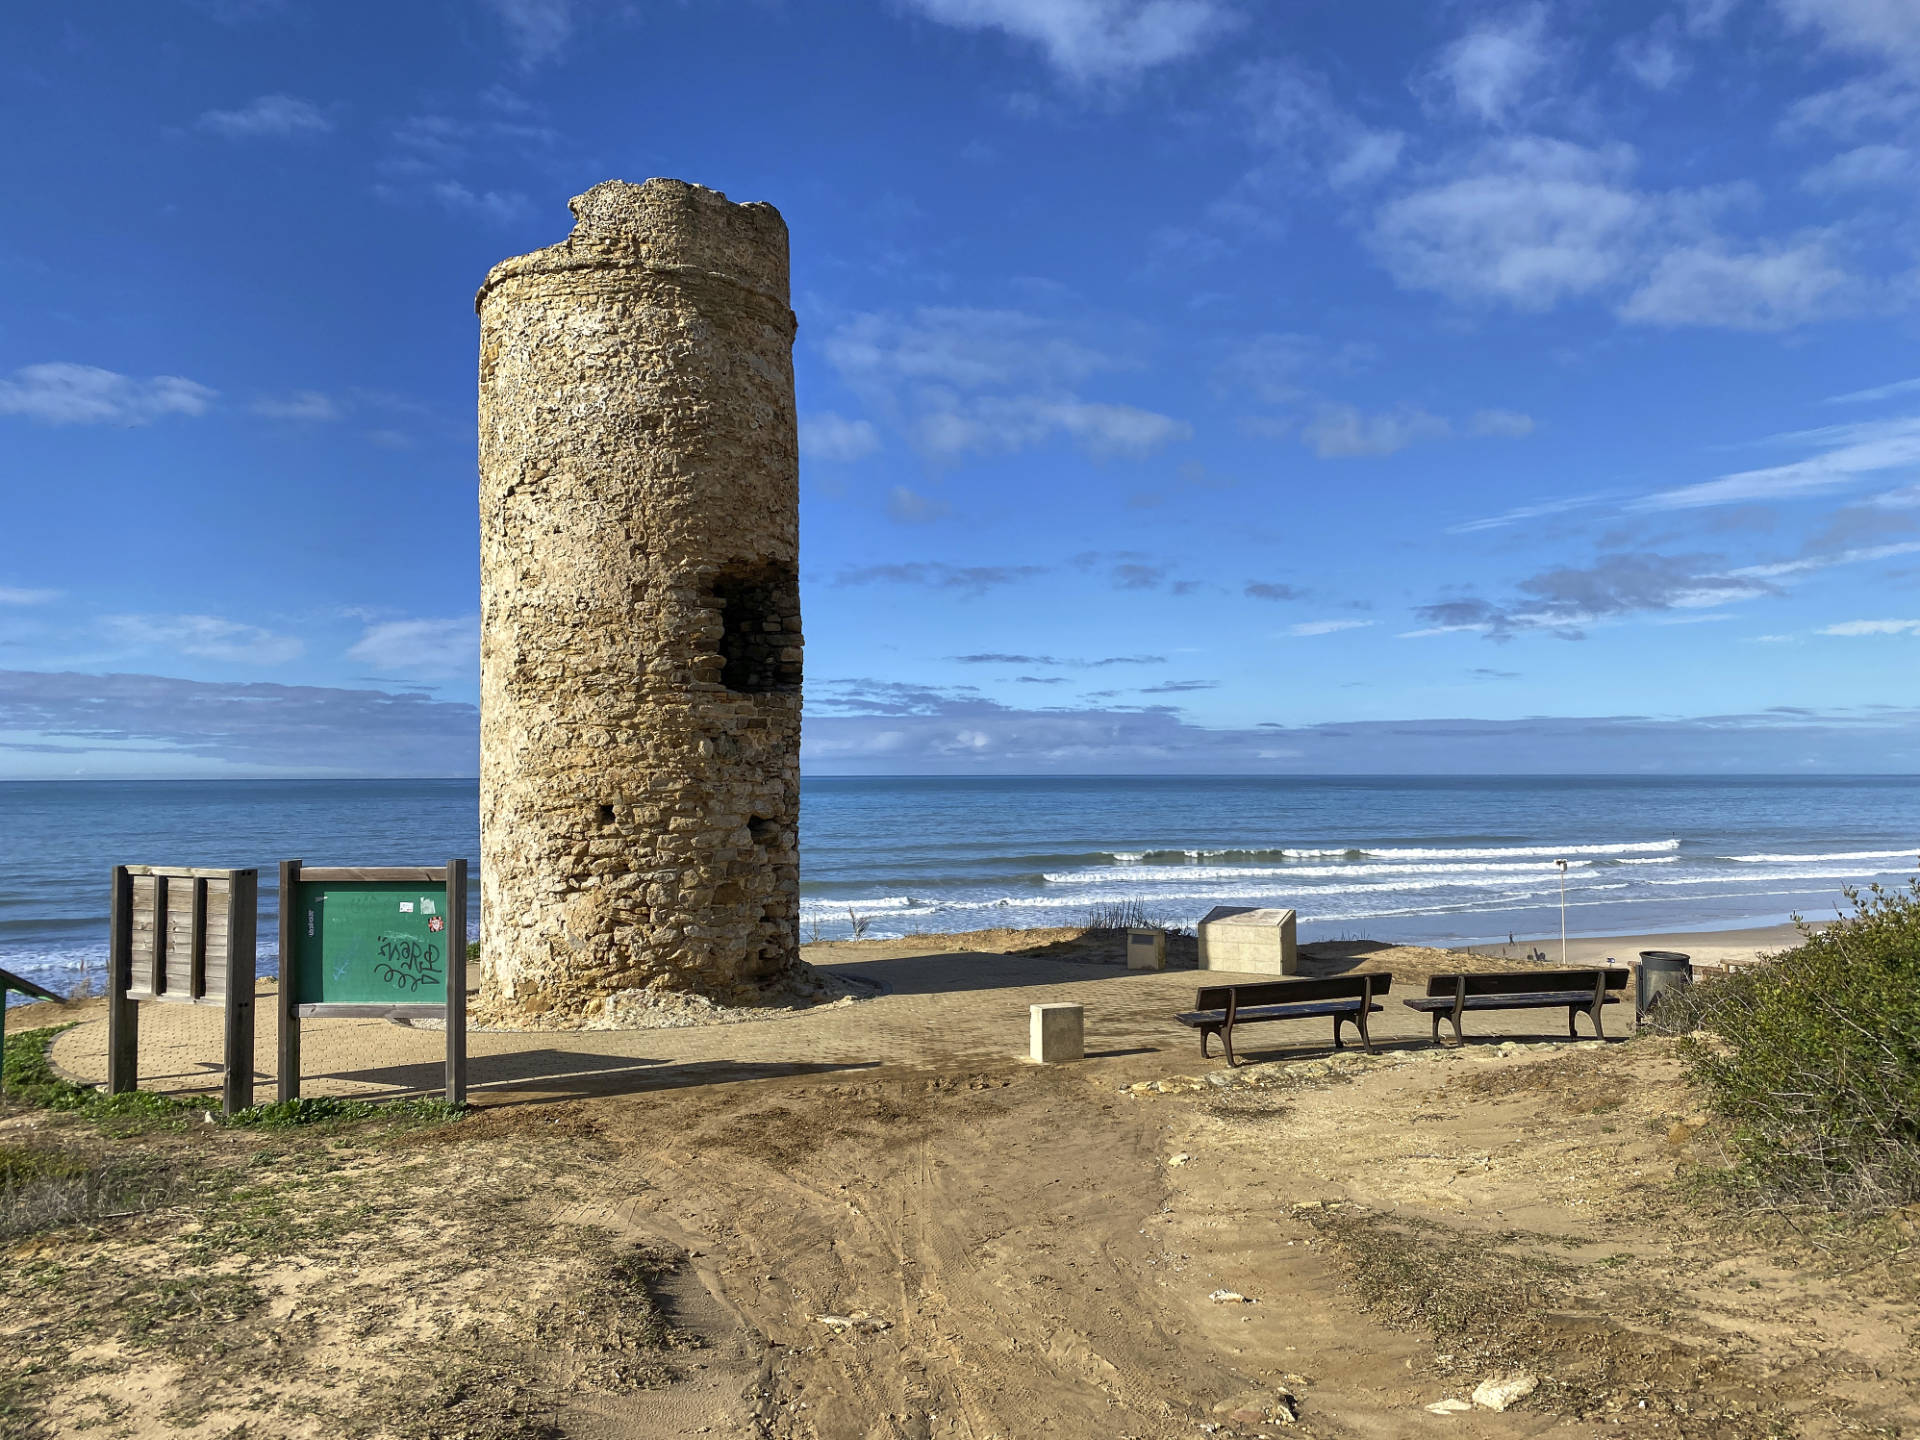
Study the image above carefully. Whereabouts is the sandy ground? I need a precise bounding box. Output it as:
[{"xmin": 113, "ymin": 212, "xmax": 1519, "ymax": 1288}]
[
  {"xmin": 1460, "ymin": 924, "xmax": 1806, "ymax": 971},
  {"xmin": 3, "ymin": 928, "xmax": 1916, "ymax": 1439}
]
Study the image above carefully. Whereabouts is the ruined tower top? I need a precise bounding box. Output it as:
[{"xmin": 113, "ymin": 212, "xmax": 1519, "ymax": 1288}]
[{"xmin": 475, "ymin": 178, "xmax": 791, "ymax": 315}]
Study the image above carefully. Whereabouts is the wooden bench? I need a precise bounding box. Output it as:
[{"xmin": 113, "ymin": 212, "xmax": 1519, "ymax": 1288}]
[
  {"xmin": 1175, "ymin": 975, "xmax": 1393, "ymax": 1067},
  {"xmin": 1404, "ymin": 968, "xmax": 1628, "ymax": 1044}
]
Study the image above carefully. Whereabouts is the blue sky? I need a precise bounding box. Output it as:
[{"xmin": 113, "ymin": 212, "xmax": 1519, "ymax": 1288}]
[{"xmin": 5, "ymin": 0, "xmax": 1920, "ymax": 776}]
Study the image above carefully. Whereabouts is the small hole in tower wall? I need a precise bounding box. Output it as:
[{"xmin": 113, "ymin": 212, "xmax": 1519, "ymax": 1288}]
[
  {"xmin": 597, "ymin": 805, "xmax": 616, "ymax": 825},
  {"xmin": 711, "ymin": 564, "xmax": 801, "ymax": 694},
  {"xmin": 749, "ymin": 816, "xmax": 779, "ymax": 846}
]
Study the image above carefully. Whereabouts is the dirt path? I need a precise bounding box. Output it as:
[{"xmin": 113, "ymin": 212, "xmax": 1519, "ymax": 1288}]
[{"xmin": 6, "ymin": 936, "xmax": 1916, "ymax": 1438}]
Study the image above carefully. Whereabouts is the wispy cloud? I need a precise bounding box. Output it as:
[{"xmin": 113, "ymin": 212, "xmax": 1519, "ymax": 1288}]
[
  {"xmin": 483, "ymin": 0, "xmax": 575, "ymax": 67},
  {"xmin": 799, "ymin": 412, "xmax": 881, "ymax": 461},
  {"xmin": 886, "ymin": 485, "xmax": 951, "ymax": 523},
  {"xmin": 823, "ymin": 307, "xmax": 1189, "ymax": 462},
  {"xmin": 0, "ymin": 363, "xmax": 215, "ymax": 426},
  {"xmin": 1302, "ymin": 404, "xmax": 1450, "ymax": 458},
  {"xmin": 1286, "ymin": 618, "xmax": 1374, "ymax": 637},
  {"xmin": 1819, "ymin": 618, "xmax": 1920, "ymax": 635},
  {"xmin": 251, "ymin": 390, "xmax": 340, "ymax": 421},
  {"xmin": 898, "ymin": 0, "xmax": 1238, "ymax": 83},
  {"xmin": 0, "ymin": 587, "xmax": 59, "ymax": 605},
  {"xmin": 833, "ymin": 562, "xmax": 1047, "ymax": 595},
  {"xmin": 347, "ymin": 617, "xmax": 478, "ymax": 679},
  {"xmin": 1642, "ymin": 415, "xmax": 1920, "ymax": 509},
  {"xmin": 1244, "ymin": 581, "xmax": 1304, "ymax": 601},
  {"xmin": 950, "ymin": 652, "xmax": 1166, "ymax": 667},
  {"xmin": 196, "ymin": 94, "xmax": 332, "ymax": 139},
  {"xmin": 103, "ymin": 613, "xmax": 304, "ymax": 665},
  {"xmin": 1419, "ymin": 3, "xmax": 1560, "ymax": 127},
  {"xmin": 1447, "ymin": 493, "xmax": 1604, "ymax": 534},
  {"xmin": 0, "ymin": 670, "xmax": 476, "ymax": 775}
]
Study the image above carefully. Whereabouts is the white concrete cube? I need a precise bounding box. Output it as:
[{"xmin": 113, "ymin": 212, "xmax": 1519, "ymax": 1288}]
[
  {"xmin": 1029, "ymin": 1003, "xmax": 1084, "ymax": 1063},
  {"xmin": 1198, "ymin": 906, "xmax": 1298, "ymax": 974},
  {"xmin": 1126, "ymin": 928, "xmax": 1167, "ymax": 970}
]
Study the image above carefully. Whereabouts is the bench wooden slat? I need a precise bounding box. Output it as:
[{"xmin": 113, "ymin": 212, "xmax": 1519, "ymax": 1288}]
[
  {"xmin": 1404, "ymin": 992, "xmax": 1622, "ymax": 1011},
  {"xmin": 1175, "ymin": 973, "xmax": 1394, "ymax": 1067},
  {"xmin": 1177, "ymin": 1000, "xmax": 1385, "ymax": 1025},
  {"xmin": 1407, "ymin": 967, "xmax": 1627, "ymax": 1043}
]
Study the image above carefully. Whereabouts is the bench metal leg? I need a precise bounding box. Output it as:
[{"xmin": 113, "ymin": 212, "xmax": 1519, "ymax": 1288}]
[
  {"xmin": 1200, "ymin": 1025, "xmax": 1215, "ymax": 1061},
  {"xmin": 1221, "ymin": 1022, "xmax": 1238, "ymax": 1067},
  {"xmin": 1569, "ymin": 1006, "xmax": 1580, "ymax": 1038},
  {"xmin": 1590, "ymin": 1002, "xmax": 1606, "ymax": 1040},
  {"xmin": 1333, "ymin": 1014, "xmax": 1347, "ymax": 1050},
  {"xmin": 1357, "ymin": 1005, "xmax": 1373, "ymax": 1053}
]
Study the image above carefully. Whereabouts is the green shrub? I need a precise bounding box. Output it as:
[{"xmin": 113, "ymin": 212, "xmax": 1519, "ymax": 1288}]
[{"xmin": 1678, "ymin": 880, "xmax": 1920, "ymax": 1208}]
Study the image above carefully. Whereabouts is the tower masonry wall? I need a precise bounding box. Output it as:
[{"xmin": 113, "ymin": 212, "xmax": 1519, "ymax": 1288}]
[{"xmin": 475, "ymin": 178, "xmax": 802, "ymax": 1018}]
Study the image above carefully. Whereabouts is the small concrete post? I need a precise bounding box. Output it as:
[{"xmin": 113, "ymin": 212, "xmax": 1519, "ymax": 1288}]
[
  {"xmin": 1029, "ymin": 1003, "xmax": 1084, "ymax": 1063},
  {"xmin": 1126, "ymin": 928, "xmax": 1167, "ymax": 971}
]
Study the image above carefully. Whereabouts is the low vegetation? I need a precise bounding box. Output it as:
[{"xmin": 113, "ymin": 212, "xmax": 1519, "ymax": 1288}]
[{"xmin": 1670, "ymin": 880, "xmax": 1920, "ymax": 1209}]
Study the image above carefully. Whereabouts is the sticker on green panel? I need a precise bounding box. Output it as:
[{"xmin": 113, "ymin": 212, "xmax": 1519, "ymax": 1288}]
[{"xmin": 295, "ymin": 882, "xmax": 449, "ymax": 1005}]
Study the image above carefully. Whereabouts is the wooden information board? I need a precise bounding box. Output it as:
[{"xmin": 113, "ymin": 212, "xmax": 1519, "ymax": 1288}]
[
  {"xmin": 106, "ymin": 865, "xmax": 258, "ymax": 1115},
  {"xmin": 277, "ymin": 860, "xmax": 467, "ymax": 1106}
]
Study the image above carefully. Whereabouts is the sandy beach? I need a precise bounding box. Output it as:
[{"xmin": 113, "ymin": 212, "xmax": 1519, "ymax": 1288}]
[{"xmin": 1460, "ymin": 922, "xmax": 1807, "ymax": 970}]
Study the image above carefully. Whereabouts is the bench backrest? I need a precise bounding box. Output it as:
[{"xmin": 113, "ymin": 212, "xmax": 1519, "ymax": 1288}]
[
  {"xmin": 1194, "ymin": 974, "xmax": 1392, "ymax": 1011},
  {"xmin": 1424, "ymin": 968, "xmax": 1627, "ymax": 997}
]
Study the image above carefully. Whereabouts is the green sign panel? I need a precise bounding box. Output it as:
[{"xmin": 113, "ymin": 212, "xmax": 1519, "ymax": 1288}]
[{"xmin": 294, "ymin": 881, "xmax": 451, "ymax": 1006}]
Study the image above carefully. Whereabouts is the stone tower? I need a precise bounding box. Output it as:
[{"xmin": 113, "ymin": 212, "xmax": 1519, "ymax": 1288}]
[{"xmin": 475, "ymin": 178, "xmax": 802, "ymax": 1019}]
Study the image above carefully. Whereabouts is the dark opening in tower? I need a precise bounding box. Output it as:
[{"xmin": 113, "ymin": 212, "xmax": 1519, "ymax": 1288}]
[{"xmin": 713, "ymin": 564, "xmax": 801, "ymax": 694}]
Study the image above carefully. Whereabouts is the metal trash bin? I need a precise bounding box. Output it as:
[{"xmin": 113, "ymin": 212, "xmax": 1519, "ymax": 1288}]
[{"xmin": 1636, "ymin": 950, "xmax": 1693, "ymax": 1024}]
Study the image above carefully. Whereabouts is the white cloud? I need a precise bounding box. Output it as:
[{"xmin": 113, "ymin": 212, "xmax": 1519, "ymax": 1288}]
[
  {"xmin": 484, "ymin": 0, "xmax": 575, "ymax": 67},
  {"xmin": 1241, "ymin": 63, "xmax": 1404, "ymax": 191},
  {"xmin": 1781, "ymin": 72, "xmax": 1920, "ymax": 141},
  {"xmin": 824, "ymin": 307, "xmax": 1188, "ymax": 461},
  {"xmin": 1775, "ymin": 0, "xmax": 1920, "ymax": 68},
  {"xmin": 1302, "ymin": 404, "xmax": 1450, "ymax": 458},
  {"xmin": 347, "ymin": 617, "xmax": 478, "ymax": 679},
  {"xmin": 1371, "ymin": 138, "xmax": 1855, "ymax": 330},
  {"xmin": 1617, "ymin": 18, "xmax": 1690, "ymax": 91},
  {"xmin": 899, "ymin": 0, "xmax": 1236, "ymax": 82},
  {"xmin": 1422, "ymin": 4, "xmax": 1558, "ymax": 126},
  {"xmin": 1800, "ymin": 143, "xmax": 1917, "ymax": 192},
  {"xmin": 886, "ymin": 485, "xmax": 950, "ymax": 523},
  {"xmin": 1819, "ymin": 617, "xmax": 1920, "ymax": 635},
  {"xmin": 0, "ymin": 587, "xmax": 58, "ymax": 605},
  {"xmin": 1469, "ymin": 408, "xmax": 1535, "ymax": 437},
  {"xmin": 1618, "ymin": 236, "xmax": 1852, "ymax": 329},
  {"xmin": 1728, "ymin": 540, "xmax": 1920, "ymax": 579},
  {"xmin": 1370, "ymin": 139, "xmax": 1647, "ymax": 308},
  {"xmin": 197, "ymin": 94, "xmax": 331, "ymax": 139},
  {"xmin": 429, "ymin": 180, "xmax": 530, "ymax": 225},
  {"xmin": 0, "ymin": 363, "xmax": 216, "ymax": 425},
  {"xmin": 1643, "ymin": 415, "xmax": 1920, "ymax": 508},
  {"xmin": 1447, "ymin": 493, "xmax": 1605, "ymax": 534},
  {"xmin": 1286, "ymin": 618, "xmax": 1374, "ymax": 636},
  {"xmin": 251, "ymin": 390, "xmax": 340, "ymax": 421},
  {"xmin": 799, "ymin": 412, "xmax": 882, "ymax": 462},
  {"xmin": 104, "ymin": 613, "xmax": 303, "ymax": 665},
  {"xmin": 1827, "ymin": 376, "xmax": 1920, "ymax": 403}
]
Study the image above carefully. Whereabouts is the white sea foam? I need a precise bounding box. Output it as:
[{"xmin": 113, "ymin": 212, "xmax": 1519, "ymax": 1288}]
[
  {"xmin": 1041, "ymin": 859, "xmax": 1602, "ymax": 885},
  {"xmin": 1362, "ymin": 839, "xmax": 1679, "ymax": 860},
  {"xmin": 1726, "ymin": 849, "xmax": 1918, "ymax": 864}
]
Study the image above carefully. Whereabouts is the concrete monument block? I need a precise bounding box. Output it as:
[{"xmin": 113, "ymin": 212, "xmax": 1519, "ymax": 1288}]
[
  {"xmin": 1126, "ymin": 928, "xmax": 1167, "ymax": 971},
  {"xmin": 1198, "ymin": 906, "xmax": 1299, "ymax": 974},
  {"xmin": 1030, "ymin": 1003, "xmax": 1084, "ymax": 1063},
  {"xmin": 475, "ymin": 179, "xmax": 802, "ymax": 1019}
]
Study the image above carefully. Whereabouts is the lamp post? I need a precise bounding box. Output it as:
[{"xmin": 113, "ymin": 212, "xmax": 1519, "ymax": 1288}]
[{"xmin": 1556, "ymin": 858, "xmax": 1569, "ymax": 967}]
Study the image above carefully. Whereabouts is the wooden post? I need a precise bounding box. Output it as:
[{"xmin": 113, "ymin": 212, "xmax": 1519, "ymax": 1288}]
[
  {"xmin": 188, "ymin": 877, "xmax": 209, "ymax": 1000},
  {"xmin": 107, "ymin": 865, "xmax": 138, "ymax": 1094},
  {"xmin": 224, "ymin": 869, "xmax": 258, "ymax": 1115},
  {"xmin": 445, "ymin": 858, "xmax": 468, "ymax": 1107},
  {"xmin": 277, "ymin": 859, "xmax": 302, "ymax": 1104}
]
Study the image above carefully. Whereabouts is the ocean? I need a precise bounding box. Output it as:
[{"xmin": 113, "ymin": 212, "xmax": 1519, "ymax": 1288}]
[{"xmin": 3, "ymin": 775, "xmax": 1918, "ymax": 1004}]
